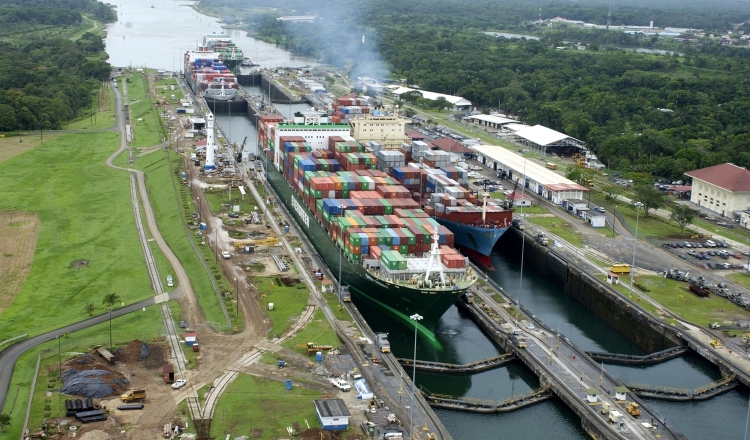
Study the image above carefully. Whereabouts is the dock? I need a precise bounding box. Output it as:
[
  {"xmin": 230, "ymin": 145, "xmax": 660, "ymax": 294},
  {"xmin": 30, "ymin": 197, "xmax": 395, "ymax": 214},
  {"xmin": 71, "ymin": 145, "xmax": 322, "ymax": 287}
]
[{"xmin": 396, "ymin": 354, "xmax": 516, "ymax": 374}]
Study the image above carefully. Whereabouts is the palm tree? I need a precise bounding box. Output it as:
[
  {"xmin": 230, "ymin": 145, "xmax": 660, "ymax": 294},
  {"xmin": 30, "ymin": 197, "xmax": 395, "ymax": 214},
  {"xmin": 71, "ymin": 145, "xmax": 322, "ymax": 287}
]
[
  {"xmin": 102, "ymin": 293, "xmax": 120, "ymax": 308},
  {"xmin": 0, "ymin": 413, "xmax": 12, "ymax": 432},
  {"xmin": 83, "ymin": 303, "xmax": 95, "ymax": 317}
]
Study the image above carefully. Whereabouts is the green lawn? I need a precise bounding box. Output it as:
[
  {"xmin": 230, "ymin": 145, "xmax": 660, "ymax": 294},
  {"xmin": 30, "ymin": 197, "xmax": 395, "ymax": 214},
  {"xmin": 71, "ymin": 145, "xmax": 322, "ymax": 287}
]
[
  {"xmin": 255, "ymin": 274, "xmax": 312, "ymax": 338},
  {"xmin": 516, "ymin": 205, "xmax": 548, "ymax": 215},
  {"xmin": 66, "ymin": 83, "xmax": 117, "ymax": 131},
  {"xmin": 280, "ymin": 309, "xmax": 341, "ymax": 356},
  {"xmin": 637, "ymin": 275, "xmax": 750, "ymax": 325},
  {"xmin": 2, "ymin": 302, "xmax": 169, "ymax": 439},
  {"xmin": 153, "ymin": 77, "xmax": 185, "ymax": 101},
  {"xmin": 125, "ymin": 74, "xmax": 165, "ymax": 147},
  {"xmin": 0, "ymin": 131, "xmax": 153, "ymax": 338},
  {"xmin": 210, "ymin": 374, "xmax": 326, "ymax": 439},
  {"xmin": 693, "ymin": 218, "xmax": 750, "ymax": 244},
  {"xmin": 728, "ymin": 273, "xmax": 750, "ymax": 291},
  {"xmin": 134, "ymin": 149, "xmax": 236, "ymax": 329},
  {"xmin": 527, "ymin": 216, "xmax": 584, "ymax": 247}
]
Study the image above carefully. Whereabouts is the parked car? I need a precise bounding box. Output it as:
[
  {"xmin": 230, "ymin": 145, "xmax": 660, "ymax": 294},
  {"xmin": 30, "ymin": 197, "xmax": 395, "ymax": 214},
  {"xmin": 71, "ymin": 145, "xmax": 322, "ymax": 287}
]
[
  {"xmin": 684, "ymin": 242, "xmax": 692, "ymax": 248},
  {"xmin": 228, "ymin": 213, "xmax": 239, "ymax": 218},
  {"xmin": 671, "ymin": 243, "xmax": 679, "ymax": 248},
  {"xmin": 687, "ymin": 250, "xmax": 697, "ymax": 256},
  {"xmin": 678, "ymin": 254, "xmax": 687, "ymax": 259},
  {"xmin": 172, "ymin": 379, "xmax": 187, "ymax": 390},
  {"xmin": 733, "ymin": 254, "xmax": 742, "ymax": 259},
  {"xmin": 677, "ymin": 243, "xmax": 684, "ymax": 248},
  {"xmin": 221, "ymin": 251, "xmax": 231, "ymax": 259},
  {"xmin": 717, "ymin": 221, "xmax": 728, "ymax": 226}
]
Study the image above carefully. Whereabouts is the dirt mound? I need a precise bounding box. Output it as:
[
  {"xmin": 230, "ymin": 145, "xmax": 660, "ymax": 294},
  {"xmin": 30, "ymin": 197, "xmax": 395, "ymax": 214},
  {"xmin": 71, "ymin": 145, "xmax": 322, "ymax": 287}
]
[
  {"xmin": 60, "ymin": 367, "xmax": 129, "ymax": 398},
  {"xmin": 118, "ymin": 340, "xmax": 166, "ymax": 368},
  {"xmin": 296, "ymin": 428, "xmax": 366, "ymax": 440},
  {"xmin": 280, "ymin": 275, "xmax": 300, "ymax": 286}
]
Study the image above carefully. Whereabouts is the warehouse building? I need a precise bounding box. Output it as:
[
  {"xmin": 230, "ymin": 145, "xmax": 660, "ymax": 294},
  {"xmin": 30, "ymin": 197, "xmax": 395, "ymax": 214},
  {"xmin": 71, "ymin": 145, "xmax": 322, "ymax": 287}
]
[
  {"xmin": 385, "ymin": 85, "xmax": 472, "ymax": 110},
  {"xmin": 685, "ymin": 163, "xmax": 750, "ymax": 217},
  {"xmin": 314, "ymin": 399, "xmax": 351, "ymax": 430},
  {"xmin": 513, "ymin": 125, "xmax": 586, "ymax": 156},
  {"xmin": 472, "ymin": 145, "xmax": 589, "ymax": 204}
]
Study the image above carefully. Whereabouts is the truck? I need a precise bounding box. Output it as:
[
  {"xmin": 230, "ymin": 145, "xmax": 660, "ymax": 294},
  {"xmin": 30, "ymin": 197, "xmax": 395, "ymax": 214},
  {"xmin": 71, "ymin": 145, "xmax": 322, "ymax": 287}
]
[
  {"xmin": 610, "ymin": 263, "xmax": 631, "ymax": 274},
  {"xmin": 330, "ymin": 378, "xmax": 351, "ymax": 392},
  {"xmin": 545, "ymin": 162, "xmax": 557, "ymax": 170},
  {"xmin": 375, "ymin": 333, "xmax": 391, "ymax": 353},
  {"xmin": 121, "ymin": 390, "xmax": 146, "ymax": 403},
  {"xmin": 510, "ymin": 329, "xmax": 527, "ymax": 348}
]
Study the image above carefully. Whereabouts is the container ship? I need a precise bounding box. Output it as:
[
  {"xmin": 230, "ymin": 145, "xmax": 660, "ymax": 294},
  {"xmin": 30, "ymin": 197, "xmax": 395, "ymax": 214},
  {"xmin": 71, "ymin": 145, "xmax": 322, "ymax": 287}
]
[
  {"xmin": 202, "ymin": 34, "xmax": 244, "ymax": 69},
  {"xmin": 184, "ymin": 50, "xmax": 240, "ymax": 102},
  {"xmin": 258, "ymin": 114, "xmax": 477, "ymax": 333}
]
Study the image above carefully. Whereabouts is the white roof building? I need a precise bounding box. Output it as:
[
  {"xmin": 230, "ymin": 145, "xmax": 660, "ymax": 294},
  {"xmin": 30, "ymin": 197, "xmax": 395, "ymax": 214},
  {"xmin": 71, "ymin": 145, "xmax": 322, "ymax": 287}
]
[
  {"xmin": 471, "ymin": 144, "xmax": 588, "ymax": 204},
  {"xmin": 513, "ymin": 125, "xmax": 585, "ymax": 155},
  {"xmin": 386, "ymin": 85, "xmax": 472, "ymax": 109},
  {"xmin": 465, "ymin": 114, "xmax": 517, "ymax": 130}
]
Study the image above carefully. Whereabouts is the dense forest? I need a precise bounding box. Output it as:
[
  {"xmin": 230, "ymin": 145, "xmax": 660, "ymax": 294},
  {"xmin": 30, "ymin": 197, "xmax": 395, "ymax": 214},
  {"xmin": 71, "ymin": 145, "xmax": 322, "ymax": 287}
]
[
  {"xmin": 201, "ymin": 0, "xmax": 750, "ymax": 178},
  {"xmin": 0, "ymin": 0, "xmax": 115, "ymax": 131}
]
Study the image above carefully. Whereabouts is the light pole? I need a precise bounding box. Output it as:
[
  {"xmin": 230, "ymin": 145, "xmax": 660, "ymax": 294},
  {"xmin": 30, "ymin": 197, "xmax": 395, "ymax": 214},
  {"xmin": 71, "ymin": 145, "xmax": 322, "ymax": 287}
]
[
  {"xmin": 409, "ymin": 313, "xmax": 423, "ymax": 440},
  {"xmin": 57, "ymin": 335, "xmax": 61, "ymax": 378},
  {"xmin": 631, "ymin": 202, "xmax": 643, "ymax": 289},
  {"xmin": 234, "ymin": 277, "xmax": 238, "ymax": 318},
  {"xmin": 108, "ymin": 308, "xmax": 112, "ymax": 350}
]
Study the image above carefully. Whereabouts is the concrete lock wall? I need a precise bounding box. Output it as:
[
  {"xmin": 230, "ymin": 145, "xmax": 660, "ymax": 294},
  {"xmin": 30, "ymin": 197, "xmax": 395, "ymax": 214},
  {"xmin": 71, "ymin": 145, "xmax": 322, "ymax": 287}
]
[{"xmin": 505, "ymin": 228, "xmax": 682, "ymax": 353}]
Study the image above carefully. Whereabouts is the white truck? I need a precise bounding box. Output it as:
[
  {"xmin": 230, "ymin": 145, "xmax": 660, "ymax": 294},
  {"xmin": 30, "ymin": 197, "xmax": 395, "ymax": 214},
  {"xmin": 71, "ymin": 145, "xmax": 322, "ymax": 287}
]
[{"xmin": 330, "ymin": 378, "xmax": 351, "ymax": 392}]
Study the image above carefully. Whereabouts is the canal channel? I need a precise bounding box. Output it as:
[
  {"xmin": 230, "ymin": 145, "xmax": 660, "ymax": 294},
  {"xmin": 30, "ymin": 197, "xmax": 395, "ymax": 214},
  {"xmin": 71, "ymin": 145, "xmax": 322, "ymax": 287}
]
[{"xmin": 106, "ymin": 1, "xmax": 748, "ymax": 438}]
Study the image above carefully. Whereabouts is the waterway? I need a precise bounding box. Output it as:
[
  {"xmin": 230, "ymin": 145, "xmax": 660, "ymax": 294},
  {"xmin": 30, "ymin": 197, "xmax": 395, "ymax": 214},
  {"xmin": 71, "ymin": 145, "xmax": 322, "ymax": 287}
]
[{"xmin": 105, "ymin": 3, "xmax": 747, "ymax": 439}]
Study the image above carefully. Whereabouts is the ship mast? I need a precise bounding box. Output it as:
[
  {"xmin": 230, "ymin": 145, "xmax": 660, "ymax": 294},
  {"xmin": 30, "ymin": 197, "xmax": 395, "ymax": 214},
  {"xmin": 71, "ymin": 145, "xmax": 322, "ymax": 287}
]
[
  {"xmin": 482, "ymin": 191, "xmax": 489, "ymax": 224},
  {"xmin": 424, "ymin": 231, "xmax": 446, "ymax": 286}
]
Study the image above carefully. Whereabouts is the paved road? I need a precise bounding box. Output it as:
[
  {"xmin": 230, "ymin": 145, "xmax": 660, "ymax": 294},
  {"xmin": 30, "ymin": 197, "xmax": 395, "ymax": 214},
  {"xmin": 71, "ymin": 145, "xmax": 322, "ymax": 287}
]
[{"xmin": 0, "ymin": 297, "xmax": 157, "ymax": 409}]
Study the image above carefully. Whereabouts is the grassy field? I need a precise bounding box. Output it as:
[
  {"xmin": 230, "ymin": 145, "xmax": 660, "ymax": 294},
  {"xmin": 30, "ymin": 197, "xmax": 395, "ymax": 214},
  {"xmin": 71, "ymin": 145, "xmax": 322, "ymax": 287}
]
[
  {"xmin": 203, "ymin": 186, "xmax": 260, "ymax": 215},
  {"xmin": 255, "ymin": 275, "xmax": 311, "ymax": 339},
  {"xmin": 527, "ymin": 216, "xmax": 585, "ymax": 248},
  {"xmin": 2, "ymin": 302, "xmax": 169, "ymax": 438},
  {"xmin": 209, "ymin": 374, "xmax": 326, "ymax": 439},
  {"xmin": 125, "ymin": 74, "xmax": 165, "ymax": 148},
  {"xmin": 728, "ymin": 273, "xmax": 750, "ymax": 290},
  {"xmin": 134, "ymin": 149, "xmax": 236, "ymax": 329},
  {"xmin": 66, "ymin": 83, "xmax": 117, "ymax": 131},
  {"xmin": 280, "ymin": 309, "xmax": 341, "ymax": 355},
  {"xmin": 153, "ymin": 77, "xmax": 185, "ymax": 101},
  {"xmin": 637, "ymin": 275, "xmax": 750, "ymax": 325},
  {"xmin": 0, "ymin": 131, "xmax": 153, "ymax": 338}
]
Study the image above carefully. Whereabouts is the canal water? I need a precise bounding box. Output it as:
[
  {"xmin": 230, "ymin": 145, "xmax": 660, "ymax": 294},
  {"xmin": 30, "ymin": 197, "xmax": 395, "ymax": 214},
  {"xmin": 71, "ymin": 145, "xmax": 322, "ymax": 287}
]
[{"xmin": 105, "ymin": 3, "xmax": 748, "ymax": 438}]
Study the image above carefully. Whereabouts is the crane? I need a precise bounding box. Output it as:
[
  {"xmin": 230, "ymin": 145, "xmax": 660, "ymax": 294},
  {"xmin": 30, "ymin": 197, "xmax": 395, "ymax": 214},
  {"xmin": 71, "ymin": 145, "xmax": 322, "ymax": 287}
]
[{"xmin": 235, "ymin": 136, "xmax": 248, "ymax": 163}]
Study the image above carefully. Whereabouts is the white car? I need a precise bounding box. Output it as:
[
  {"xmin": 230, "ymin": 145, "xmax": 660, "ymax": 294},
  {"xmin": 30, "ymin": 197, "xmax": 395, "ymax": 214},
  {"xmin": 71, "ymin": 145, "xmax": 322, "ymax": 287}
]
[
  {"xmin": 504, "ymin": 190, "xmax": 514, "ymax": 195},
  {"xmin": 470, "ymin": 165, "xmax": 482, "ymax": 171},
  {"xmin": 172, "ymin": 379, "xmax": 187, "ymax": 390},
  {"xmin": 221, "ymin": 251, "xmax": 231, "ymax": 259}
]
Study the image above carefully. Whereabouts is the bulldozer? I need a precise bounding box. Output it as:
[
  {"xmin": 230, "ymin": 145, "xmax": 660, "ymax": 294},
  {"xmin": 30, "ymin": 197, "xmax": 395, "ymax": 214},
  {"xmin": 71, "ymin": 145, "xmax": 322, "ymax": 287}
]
[
  {"xmin": 710, "ymin": 339, "xmax": 722, "ymax": 349},
  {"xmin": 298, "ymin": 342, "xmax": 334, "ymax": 355},
  {"xmin": 572, "ymin": 153, "xmax": 586, "ymax": 167},
  {"xmin": 691, "ymin": 233, "xmax": 712, "ymax": 240},
  {"xmin": 625, "ymin": 402, "xmax": 641, "ymax": 417}
]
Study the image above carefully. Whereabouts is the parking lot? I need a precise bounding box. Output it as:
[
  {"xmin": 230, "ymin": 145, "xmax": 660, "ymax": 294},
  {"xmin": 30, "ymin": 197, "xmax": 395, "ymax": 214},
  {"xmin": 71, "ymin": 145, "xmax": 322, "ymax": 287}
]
[{"xmin": 660, "ymin": 239, "xmax": 749, "ymax": 271}]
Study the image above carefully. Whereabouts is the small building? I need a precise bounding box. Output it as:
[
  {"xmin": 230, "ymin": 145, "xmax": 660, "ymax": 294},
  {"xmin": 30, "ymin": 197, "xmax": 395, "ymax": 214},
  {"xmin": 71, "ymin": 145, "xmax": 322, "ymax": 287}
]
[
  {"xmin": 583, "ymin": 211, "xmax": 607, "ymax": 228},
  {"xmin": 321, "ymin": 279, "xmax": 334, "ymax": 293},
  {"xmin": 563, "ymin": 198, "xmax": 589, "ymax": 215},
  {"xmin": 585, "ymin": 388, "xmax": 600, "ymax": 403},
  {"xmin": 613, "ymin": 386, "xmax": 629, "ymax": 401},
  {"xmin": 430, "ymin": 137, "xmax": 476, "ymax": 160},
  {"xmin": 508, "ymin": 192, "xmax": 533, "ymax": 207},
  {"xmin": 314, "ymin": 398, "xmax": 351, "ymax": 431},
  {"xmin": 606, "ymin": 272, "xmax": 620, "ymax": 285},
  {"xmin": 183, "ymin": 332, "xmax": 198, "ymax": 346}
]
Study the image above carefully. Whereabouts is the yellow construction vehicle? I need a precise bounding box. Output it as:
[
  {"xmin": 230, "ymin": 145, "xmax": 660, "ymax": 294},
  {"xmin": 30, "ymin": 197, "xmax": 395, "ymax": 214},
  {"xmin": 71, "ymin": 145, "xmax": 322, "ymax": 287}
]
[
  {"xmin": 691, "ymin": 233, "xmax": 712, "ymax": 240},
  {"xmin": 298, "ymin": 342, "xmax": 334, "ymax": 355},
  {"xmin": 711, "ymin": 339, "xmax": 722, "ymax": 349},
  {"xmin": 232, "ymin": 237, "xmax": 280, "ymax": 249},
  {"xmin": 625, "ymin": 402, "xmax": 641, "ymax": 417},
  {"xmin": 572, "ymin": 153, "xmax": 586, "ymax": 167}
]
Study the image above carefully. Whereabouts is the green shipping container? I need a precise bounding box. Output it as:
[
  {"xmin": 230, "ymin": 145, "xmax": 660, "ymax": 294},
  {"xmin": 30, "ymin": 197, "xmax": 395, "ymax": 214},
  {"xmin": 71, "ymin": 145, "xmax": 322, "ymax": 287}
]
[
  {"xmin": 349, "ymin": 234, "xmax": 362, "ymax": 246},
  {"xmin": 399, "ymin": 245, "xmax": 408, "ymax": 254},
  {"xmin": 403, "ymin": 230, "xmax": 416, "ymax": 245},
  {"xmin": 313, "ymin": 190, "xmax": 323, "ymax": 199},
  {"xmin": 382, "ymin": 199, "xmax": 393, "ymax": 215},
  {"xmin": 316, "ymin": 199, "xmax": 324, "ymax": 213},
  {"xmin": 323, "ymin": 211, "xmax": 330, "ymax": 222}
]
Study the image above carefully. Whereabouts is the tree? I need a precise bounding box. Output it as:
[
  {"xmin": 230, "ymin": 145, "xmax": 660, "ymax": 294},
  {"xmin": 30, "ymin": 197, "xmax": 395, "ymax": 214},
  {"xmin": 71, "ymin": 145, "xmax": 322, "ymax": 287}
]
[
  {"xmin": 632, "ymin": 185, "xmax": 666, "ymax": 218},
  {"xmin": 565, "ymin": 166, "xmax": 583, "ymax": 182},
  {"xmin": 83, "ymin": 303, "xmax": 95, "ymax": 317},
  {"xmin": 102, "ymin": 292, "xmax": 120, "ymax": 308},
  {"xmin": 400, "ymin": 90, "xmax": 423, "ymax": 104},
  {"xmin": 671, "ymin": 204, "xmax": 696, "ymax": 234},
  {"xmin": 0, "ymin": 413, "xmax": 11, "ymax": 432},
  {"xmin": 432, "ymin": 96, "xmax": 451, "ymax": 112}
]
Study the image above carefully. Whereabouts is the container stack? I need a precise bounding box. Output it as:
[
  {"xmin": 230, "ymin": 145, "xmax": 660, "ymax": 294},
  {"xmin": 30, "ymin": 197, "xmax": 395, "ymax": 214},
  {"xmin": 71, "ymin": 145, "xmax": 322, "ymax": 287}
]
[
  {"xmin": 331, "ymin": 97, "xmax": 371, "ymax": 124},
  {"xmin": 399, "ymin": 143, "xmax": 413, "ymax": 163},
  {"xmin": 439, "ymin": 166, "xmax": 468, "ymax": 185},
  {"xmin": 411, "ymin": 141, "xmax": 429, "ymax": 159},
  {"xmin": 422, "ymin": 150, "xmax": 452, "ymax": 168},
  {"xmin": 440, "ymin": 246, "xmax": 467, "ymax": 268},
  {"xmin": 377, "ymin": 150, "xmax": 406, "ymax": 174}
]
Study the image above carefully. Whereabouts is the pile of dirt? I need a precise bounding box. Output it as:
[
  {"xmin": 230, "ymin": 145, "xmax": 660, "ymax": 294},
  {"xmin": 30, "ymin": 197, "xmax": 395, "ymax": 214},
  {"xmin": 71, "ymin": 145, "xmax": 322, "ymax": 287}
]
[
  {"xmin": 280, "ymin": 275, "xmax": 300, "ymax": 286},
  {"xmin": 295, "ymin": 428, "xmax": 366, "ymax": 440},
  {"xmin": 117, "ymin": 340, "xmax": 166, "ymax": 369}
]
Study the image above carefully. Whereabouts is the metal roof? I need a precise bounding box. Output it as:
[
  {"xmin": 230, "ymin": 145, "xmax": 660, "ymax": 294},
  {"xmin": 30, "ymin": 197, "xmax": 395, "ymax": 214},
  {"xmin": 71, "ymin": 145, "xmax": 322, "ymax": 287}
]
[
  {"xmin": 471, "ymin": 145, "xmax": 587, "ymax": 191},
  {"xmin": 314, "ymin": 399, "xmax": 351, "ymax": 418},
  {"xmin": 685, "ymin": 163, "xmax": 750, "ymax": 192},
  {"xmin": 466, "ymin": 114, "xmax": 517, "ymax": 125},
  {"xmin": 387, "ymin": 86, "xmax": 471, "ymax": 106},
  {"xmin": 514, "ymin": 125, "xmax": 580, "ymax": 147}
]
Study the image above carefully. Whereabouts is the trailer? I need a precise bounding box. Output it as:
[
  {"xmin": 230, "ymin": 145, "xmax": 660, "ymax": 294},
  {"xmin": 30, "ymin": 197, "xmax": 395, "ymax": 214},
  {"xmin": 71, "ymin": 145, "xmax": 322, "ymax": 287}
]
[{"xmin": 162, "ymin": 364, "xmax": 175, "ymax": 384}]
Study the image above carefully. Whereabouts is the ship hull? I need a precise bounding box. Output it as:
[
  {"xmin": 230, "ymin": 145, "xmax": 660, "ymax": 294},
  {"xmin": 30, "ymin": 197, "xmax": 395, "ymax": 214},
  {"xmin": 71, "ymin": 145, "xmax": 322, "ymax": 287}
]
[
  {"xmin": 264, "ymin": 159, "xmax": 467, "ymax": 332},
  {"xmin": 435, "ymin": 217, "xmax": 507, "ymax": 258}
]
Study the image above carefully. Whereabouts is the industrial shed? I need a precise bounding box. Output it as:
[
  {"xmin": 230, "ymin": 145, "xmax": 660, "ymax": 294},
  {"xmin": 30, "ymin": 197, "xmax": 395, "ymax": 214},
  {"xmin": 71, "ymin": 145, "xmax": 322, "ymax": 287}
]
[
  {"xmin": 465, "ymin": 114, "xmax": 517, "ymax": 130},
  {"xmin": 314, "ymin": 399, "xmax": 351, "ymax": 431},
  {"xmin": 386, "ymin": 86, "xmax": 472, "ymax": 110},
  {"xmin": 513, "ymin": 125, "xmax": 585, "ymax": 156},
  {"xmin": 472, "ymin": 145, "xmax": 588, "ymax": 204}
]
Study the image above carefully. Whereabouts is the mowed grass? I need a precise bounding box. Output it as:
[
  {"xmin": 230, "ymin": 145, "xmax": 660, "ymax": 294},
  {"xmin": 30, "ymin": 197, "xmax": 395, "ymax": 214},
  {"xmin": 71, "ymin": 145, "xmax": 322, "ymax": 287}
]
[
  {"xmin": 210, "ymin": 374, "xmax": 326, "ymax": 439},
  {"xmin": 153, "ymin": 77, "xmax": 185, "ymax": 101},
  {"xmin": 527, "ymin": 216, "xmax": 584, "ymax": 247},
  {"xmin": 2, "ymin": 302, "xmax": 169, "ymax": 439},
  {"xmin": 637, "ymin": 275, "xmax": 750, "ymax": 325},
  {"xmin": 66, "ymin": 83, "xmax": 117, "ymax": 130},
  {"xmin": 134, "ymin": 149, "xmax": 231, "ymax": 328},
  {"xmin": 280, "ymin": 309, "xmax": 341, "ymax": 356},
  {"xmin": 125, "ymin": 74, "xmax": 165, "ymax": 147},
  {"xmin": 0, "ymin": 131, "xmax": 153, "ymax": 338},
  {"xmin": 728, "ymin": 273, "xmax": 750, "ymax": 290},
  {"xmin": 255, "ymin": 275, "xmax": 311, "ymax": 338}
]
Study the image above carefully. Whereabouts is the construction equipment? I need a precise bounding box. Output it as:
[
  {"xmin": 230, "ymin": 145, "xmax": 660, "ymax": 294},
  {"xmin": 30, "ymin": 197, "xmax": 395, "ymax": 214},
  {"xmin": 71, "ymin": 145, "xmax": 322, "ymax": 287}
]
[
  {"xmin": 625, "ymin": 402, "xmax": 641, "ymax": 417},
  {"xmin": 536, "ymin": 233, "xmax": 549, "ymax": 246},
  {"xmin": 232, "ymin": 237, "xmax": 279, "ymax": 249},
  {"xmin": 572, "ymin": 153, "xmax": 586, "ymax": 167},
  {"xmin": 298, "ymin": 342, "xmax": 334, "ymax": 355},
  {"xmin": 691, "ymin": 233, "xmax": 712, "ymax": 240},
  {"xmin": 710, "ymin": 339, "xmax": 722, "ymax": 349},
  {"xmin": 610, "ymin": 263, "xmax": 631, "ymax": 274}
]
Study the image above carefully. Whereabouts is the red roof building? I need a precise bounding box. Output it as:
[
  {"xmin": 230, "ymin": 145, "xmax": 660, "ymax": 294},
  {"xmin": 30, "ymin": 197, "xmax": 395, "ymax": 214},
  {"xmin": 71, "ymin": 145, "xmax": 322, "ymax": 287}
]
[
  {"xmin": 429, "ymin": 137, "xmax": 475, "ymax": 156},
  {"xmin": 685, "ymin": 163, "xmax": 750, "ymax": 216}
]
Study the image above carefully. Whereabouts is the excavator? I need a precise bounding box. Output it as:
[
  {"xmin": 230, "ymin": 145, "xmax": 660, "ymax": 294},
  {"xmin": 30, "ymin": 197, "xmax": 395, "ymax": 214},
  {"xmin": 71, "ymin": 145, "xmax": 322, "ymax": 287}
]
[
  {"xmin": 297, "ymin": 342, "xmax": 334, "ymax": 355},
  {"xmin": 234, "ymin": 136, "xmax": 248, "ymax": 163}
]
